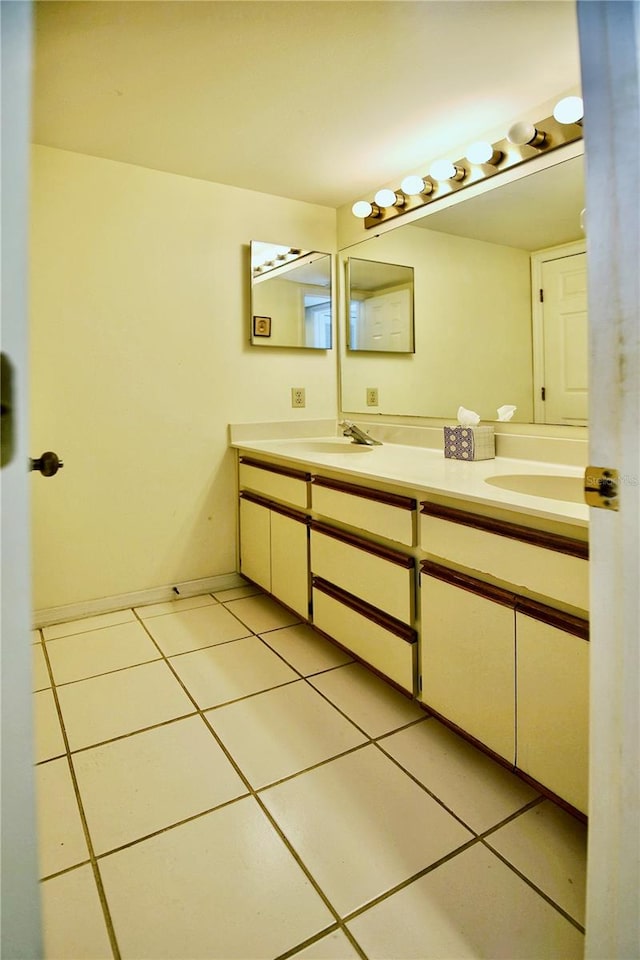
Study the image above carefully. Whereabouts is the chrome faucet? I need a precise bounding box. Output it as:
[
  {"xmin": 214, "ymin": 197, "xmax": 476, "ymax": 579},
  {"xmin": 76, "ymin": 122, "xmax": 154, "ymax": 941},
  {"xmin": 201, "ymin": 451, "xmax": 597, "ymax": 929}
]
[{"xmin": 339, "ymin": 420, "xmax": 383, "ymax": 446}]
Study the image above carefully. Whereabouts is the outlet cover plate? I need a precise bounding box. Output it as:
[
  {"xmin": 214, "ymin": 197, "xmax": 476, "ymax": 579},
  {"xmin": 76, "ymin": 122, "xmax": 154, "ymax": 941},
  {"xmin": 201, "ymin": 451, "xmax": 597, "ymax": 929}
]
[
  {"xmin": 291, "ymin": 387, "xmax": 306, "ymax": 408},
  {"xmin": 366, "ymin": 387, "xmax": 379, "ymax": 407}
]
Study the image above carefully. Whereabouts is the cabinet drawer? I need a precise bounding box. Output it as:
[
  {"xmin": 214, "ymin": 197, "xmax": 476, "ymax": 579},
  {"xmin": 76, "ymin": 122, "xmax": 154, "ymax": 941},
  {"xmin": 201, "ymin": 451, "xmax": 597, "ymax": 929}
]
[
  {"xmin": 312, "ymin": 476, "xmax": 415, "ymax": 546},
  {"xmin": 420, "ymin": 504, "xmax": 588, "ymax": 611},
  {"xmin": 312, "ymin": 577, "xmax": 416, "ymax": 693},
  {"xmin": 239, "ymin": 458, "xmax": 309, "ymax": 509},
  {"xmin": 311, "ymin": 523, "xmax": 413, "ymax": 624},
  {"xmin": 516, "ymin": 608, "xmax": 589, "ymax": 814}
]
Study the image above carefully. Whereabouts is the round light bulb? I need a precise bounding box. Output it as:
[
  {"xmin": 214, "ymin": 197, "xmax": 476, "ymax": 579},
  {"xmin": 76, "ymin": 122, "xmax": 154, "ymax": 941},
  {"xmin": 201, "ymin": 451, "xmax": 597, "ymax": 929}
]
[
  {"xmin": 351, "ymin": 200, "xmax": 373, "ymax": 218},
  {"xmin": 401, "ymin": 175, "xmax": 427, "ymax": 195},
  {"xmin": 553, "ymin": 96, "xmax": 584, "ymax": 125},
  {"xmin": 507, "ymin": 121, "xmax": 546, "ymax": 147},
  {"xmin": 374, "ymin": 188, "xmax": 398, "ymax": 208},
  {"xmin": 466, "ymin": 141, "xmax": 497, "ymax": 165},
  {"xmin": 429, "ymin": 159, "xmax": 456, "ymax": 181}
]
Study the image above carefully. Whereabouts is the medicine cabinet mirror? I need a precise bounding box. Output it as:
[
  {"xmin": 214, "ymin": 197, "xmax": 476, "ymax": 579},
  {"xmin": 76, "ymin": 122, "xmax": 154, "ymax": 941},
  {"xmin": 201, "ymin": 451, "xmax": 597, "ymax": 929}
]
[
  {"xmin": 339, "ymin": 152, "xmax": 586, "ymax": 425},
  {"xmin": 250, "ymin": 241, "xmax": 332, "ymax": 349},
  {"xmin": 347, "ymin": 258, "xmax": 415, "ymax": 353}
]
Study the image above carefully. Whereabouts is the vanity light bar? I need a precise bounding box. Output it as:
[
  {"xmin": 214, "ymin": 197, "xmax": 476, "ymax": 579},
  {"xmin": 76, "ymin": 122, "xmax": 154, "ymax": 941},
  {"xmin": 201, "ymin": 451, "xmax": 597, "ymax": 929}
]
[
  {"xmin": 252, "ymin": 247, "xmax": 309, "ymax": 278},
  {"xmin": 356, "ymin": 106, "xmax": 584, "ymax": 230}
]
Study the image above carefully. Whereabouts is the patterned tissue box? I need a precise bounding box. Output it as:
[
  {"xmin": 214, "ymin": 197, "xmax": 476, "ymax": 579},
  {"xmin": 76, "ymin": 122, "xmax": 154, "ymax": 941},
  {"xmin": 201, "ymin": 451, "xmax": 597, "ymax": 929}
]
[{"xmin": 443, "ymin": 425, "xmax": 495, "ymax": 461}]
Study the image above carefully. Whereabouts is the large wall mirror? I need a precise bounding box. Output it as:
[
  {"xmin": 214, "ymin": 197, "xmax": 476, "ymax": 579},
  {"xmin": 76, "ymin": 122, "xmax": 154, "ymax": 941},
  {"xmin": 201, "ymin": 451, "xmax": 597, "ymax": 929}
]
[
  {"xmin": 250, "ymin": 241, "xmax": 332, "ymax": 349},
  {"xmin": 339, "ymin": 152, "xmax": 587, "ymax": 425}
]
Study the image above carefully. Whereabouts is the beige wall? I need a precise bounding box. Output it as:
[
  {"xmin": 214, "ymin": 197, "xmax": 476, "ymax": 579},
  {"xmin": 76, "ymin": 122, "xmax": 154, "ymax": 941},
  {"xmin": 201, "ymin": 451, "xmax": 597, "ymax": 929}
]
[
  {"xmin": 29, "ymin": 145, "xmax": 337, "ymax": 610},
  {"xmin": 340, "ymin": 224, "xmax": 533, "ymax": 420}
]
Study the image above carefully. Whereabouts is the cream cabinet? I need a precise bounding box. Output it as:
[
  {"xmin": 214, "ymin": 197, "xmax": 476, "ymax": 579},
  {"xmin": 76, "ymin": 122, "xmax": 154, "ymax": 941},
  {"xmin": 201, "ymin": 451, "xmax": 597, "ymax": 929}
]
[
  {"xmin": 516, "ymin": 602, "xmax": 589, "ymax": 814},
  {"xmin": 239, "ymin": 494, "xmax": 309, "ymax": 619},
  {"xmin": 419, "ymin": 500, "xmax": 589, "ymax": 817},
  {"xmin": 238, "ymin": 456, "xmax": 311, "ymax": 621},
  {"xmin": 421, "ymin": 564, "xmax": 516, "ymax": 762}
]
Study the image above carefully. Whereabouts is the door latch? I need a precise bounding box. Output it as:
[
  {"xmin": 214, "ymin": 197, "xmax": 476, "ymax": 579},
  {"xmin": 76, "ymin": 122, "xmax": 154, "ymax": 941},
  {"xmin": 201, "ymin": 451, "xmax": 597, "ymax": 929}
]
[{"xmin": 584, "ymin": 466, "xmax": 619, "ymax": 510}]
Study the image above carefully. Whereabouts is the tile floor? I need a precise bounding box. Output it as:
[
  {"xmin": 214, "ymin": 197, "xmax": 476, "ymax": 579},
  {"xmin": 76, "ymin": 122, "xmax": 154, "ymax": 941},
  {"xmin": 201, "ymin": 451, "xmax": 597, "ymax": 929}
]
[{"xmin": 33, "ymin": 585, "xmax": 587, "ymax": 959}]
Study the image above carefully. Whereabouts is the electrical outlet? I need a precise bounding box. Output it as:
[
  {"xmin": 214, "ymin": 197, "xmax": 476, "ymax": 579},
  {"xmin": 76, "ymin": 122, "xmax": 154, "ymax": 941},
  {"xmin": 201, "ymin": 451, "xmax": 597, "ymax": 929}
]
[
  {"xmin": 366, "ymin": 387, "xmax": 379, "ymax": 407},
  {"xmin": 291, "ymin": 387, "xmax": 306, "ymax": 408}
]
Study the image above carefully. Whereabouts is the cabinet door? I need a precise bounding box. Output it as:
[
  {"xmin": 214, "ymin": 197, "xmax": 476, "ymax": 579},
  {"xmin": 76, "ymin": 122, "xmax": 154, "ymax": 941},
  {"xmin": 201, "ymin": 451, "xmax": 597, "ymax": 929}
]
[
  {"xmin": 516, "ymin": 611, "xmax": 589, "ymax": 813},
  {"xmin": 271, "ymin": 511, "xmax": 309, "ymax": 620},
  {"xmin": 239, "ymin": 497, "xmax": 271, "ymax": 591},
  {"xmin": 421, "ymin": 573, "xmax": 516, "ymax": 762}
]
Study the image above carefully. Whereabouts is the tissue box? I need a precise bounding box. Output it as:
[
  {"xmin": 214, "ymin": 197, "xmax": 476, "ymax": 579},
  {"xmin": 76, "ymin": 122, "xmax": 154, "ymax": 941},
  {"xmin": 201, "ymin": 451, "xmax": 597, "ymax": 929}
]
[{"xmin": 444, "ymin": 425, "xmax": 495, "ymax": 461}]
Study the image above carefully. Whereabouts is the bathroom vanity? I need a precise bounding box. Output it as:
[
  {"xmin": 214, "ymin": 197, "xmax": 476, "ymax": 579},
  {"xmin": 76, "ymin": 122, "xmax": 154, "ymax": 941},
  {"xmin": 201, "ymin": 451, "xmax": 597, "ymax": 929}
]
[{"xmin": 231, "ymin": 429, "xmax": 589, "ymax": 818}]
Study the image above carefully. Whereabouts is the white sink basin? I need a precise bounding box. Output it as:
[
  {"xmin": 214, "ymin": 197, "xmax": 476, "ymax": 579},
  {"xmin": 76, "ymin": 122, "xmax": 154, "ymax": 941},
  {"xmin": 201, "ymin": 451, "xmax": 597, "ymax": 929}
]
[{"xmin": 485, "ymin": 474, "xmax": 584, "ymax": 504}]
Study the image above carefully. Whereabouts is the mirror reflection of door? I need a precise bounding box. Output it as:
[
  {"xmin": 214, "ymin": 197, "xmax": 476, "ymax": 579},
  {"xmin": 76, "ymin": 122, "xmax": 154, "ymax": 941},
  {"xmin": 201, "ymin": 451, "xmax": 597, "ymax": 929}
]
[
  {"xmin": 347, "ymin": 258, "xmax": 415, "ymax": 353},
  {"xmin": 540, "ymin": 251, "xmax": 588, "ymax": 424}
]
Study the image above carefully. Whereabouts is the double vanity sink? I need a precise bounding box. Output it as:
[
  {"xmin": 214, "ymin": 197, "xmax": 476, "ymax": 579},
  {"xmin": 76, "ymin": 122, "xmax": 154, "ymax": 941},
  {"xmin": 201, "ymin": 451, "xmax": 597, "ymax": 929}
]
[{"xmin": 232, "ymin": 433, "xmax": 588, "ymax": 525}]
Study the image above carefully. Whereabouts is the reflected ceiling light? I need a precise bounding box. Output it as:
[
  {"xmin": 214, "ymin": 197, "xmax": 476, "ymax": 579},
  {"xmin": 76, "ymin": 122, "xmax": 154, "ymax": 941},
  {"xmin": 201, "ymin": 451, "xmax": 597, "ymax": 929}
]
[
  {"xmin": 374, "ymin": 188, "xmax": 405, "ymax": 209},
  {"xmin": 429, "ymin": 159, "xmax": 466, "ymax": 182},
  {"xmin": 400, "ymin": 175, "xmax": 433, "ymax": 196},
  {"xmin": 553, "ymin": 96, "xmax": 584, "ymax": 125},
  {"xmin": 507, "ymin": 121, "xmax": 546, "ymax": 147},
  {"xmin": 351, "ymin": 200, "xmax": 380, "ymax": 219},
  {"xmin": 465, "ymin": 141, "xmax": 502, "ymax": 166}
]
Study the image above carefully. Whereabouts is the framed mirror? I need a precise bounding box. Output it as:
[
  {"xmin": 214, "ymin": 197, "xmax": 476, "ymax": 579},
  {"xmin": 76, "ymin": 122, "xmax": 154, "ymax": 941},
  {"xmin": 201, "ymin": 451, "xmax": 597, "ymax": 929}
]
[
  {"xmin": 347, "ymin": 258, "xmax": 414, "ymax": 353},
  {"xmin": 250, "ymin": 241, "xmax": 332, "ymax": 349},
  {"xmin": 339, "ymin": 152, "xmax": 586, "ymax": 425}
]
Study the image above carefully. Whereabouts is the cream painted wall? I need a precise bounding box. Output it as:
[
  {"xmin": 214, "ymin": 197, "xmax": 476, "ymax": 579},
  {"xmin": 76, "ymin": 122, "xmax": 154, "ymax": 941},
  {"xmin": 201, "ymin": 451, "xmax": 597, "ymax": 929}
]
[
  {"xmin": 340, "ymin": 225, "xmax": 533, "ymax": 421},
  {"xmin": 29, "ymin": 145, "xmax": 336, "ymax": 610}
]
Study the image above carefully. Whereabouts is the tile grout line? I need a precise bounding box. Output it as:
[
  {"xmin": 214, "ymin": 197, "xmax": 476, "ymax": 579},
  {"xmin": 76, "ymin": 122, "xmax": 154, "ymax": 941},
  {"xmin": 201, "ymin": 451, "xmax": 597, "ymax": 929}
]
[
  {"xmin": 41, "ymin": 594, "xmax": 585, "ymax": 955},
  {"xmin": 479, "ymin": 836, "xmax": 586, "ymax": 934},
  {"xmin": 143, "ymin": 599, "xmax": 579, "ymax": 942},
  {"xmin": 131, "ymin": 605, "xmax": 371, "ymax": 959},
  {"xmin": 38, "ymin": 634, "xmax": 123, "ymax": 960}
]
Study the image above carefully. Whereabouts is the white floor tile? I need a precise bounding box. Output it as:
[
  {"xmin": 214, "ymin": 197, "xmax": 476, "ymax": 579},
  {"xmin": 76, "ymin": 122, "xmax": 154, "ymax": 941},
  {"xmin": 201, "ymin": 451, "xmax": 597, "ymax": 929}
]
[
  {"xmin": 143, "ymin": 603, "xmax": 251, "ymax": 656},
  {"xmin": 289, "ymin": 929, "xmax": 361, "ymax": 958},
  {"xmin": 36, "ymin": 758, "xmax": 89, "ymax": 878},
  {"xmin": 486, "ymin": 800, "xmax": 587, "ymax": 925},
  {"xmin": 73, "ymin": 715, "xmax": 247, "ymax": 854},
  {"xmin": 224, "ymin": 594, "xmax": 301, "ymax": 633},
  {"xmin": 41, "ymin": 864, "xmax": 112, "ymax": 959},
  {"xmin": 168, "ymin": 635, "xmax": 298, "ymax": 709},
  {"xmin": 46, "ymin": 621, "xmax": 160, "ymax": 685},
  {"xmin": 207, "ymin": 681, "xmax": 366, "ymax": 788},
  {"xmin": 347, "ymin": 843, "xmax": 584, "ymax": 958},
  {"xmin": 56, "ymin": 660, "xmax": 195, "ymax": 751},
  {"xmin": 379, "ymin": 718, "xmax": 539, "ymax": 832},
  {"xmin": 135, "ymin": 593, "xmax": 217, "ymax": 618},
  {"xmin": 34, "ymin": 689, "xmax": 66, "ymax": 762},
  {"xmin": 261, "ymin": 623, "xmax": 353, "ymax": 676},
  {"xmin": 43, "ymin": 609, "xmax": 135, "ymax": 641},
  {"xmin": 99, "ymin": 796, "xmax": 333, "ymax": 959},
  {"xmin": 32, "ymin": 643, "xmax": 51, "ymax": 691},
  {"xmin": 261, "ymin": 744, "xmax": 473, "ymax": 916},
  {"xmin": 310, "ymin": 661, "xmax": 424, "ymax": 737}
]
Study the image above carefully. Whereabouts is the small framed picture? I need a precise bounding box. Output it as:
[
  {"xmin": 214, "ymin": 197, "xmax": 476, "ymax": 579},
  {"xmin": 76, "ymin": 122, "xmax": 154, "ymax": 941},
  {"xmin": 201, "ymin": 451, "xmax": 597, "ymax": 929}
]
[{"xmin": 253, "ymin": 315, "xmax": 271, "ymax": 337}]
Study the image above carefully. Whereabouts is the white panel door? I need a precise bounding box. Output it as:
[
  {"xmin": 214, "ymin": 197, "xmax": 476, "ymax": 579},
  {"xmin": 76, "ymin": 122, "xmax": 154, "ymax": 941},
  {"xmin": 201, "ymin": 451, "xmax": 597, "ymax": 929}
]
[
  {"xmin": 542, "ymin": 252, "xmax": 588, "ymax": 424},
  {"xmin": 0, "ymin": 3, "xmax": 43, "ymax": 955}
]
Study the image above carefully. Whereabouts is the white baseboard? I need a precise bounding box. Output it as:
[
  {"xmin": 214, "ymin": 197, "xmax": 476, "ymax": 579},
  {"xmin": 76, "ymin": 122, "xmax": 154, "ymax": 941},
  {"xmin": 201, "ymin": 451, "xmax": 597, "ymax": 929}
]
[{"xmin": 33, "ymin": 572, "xmax": 248, "ymax": 628}]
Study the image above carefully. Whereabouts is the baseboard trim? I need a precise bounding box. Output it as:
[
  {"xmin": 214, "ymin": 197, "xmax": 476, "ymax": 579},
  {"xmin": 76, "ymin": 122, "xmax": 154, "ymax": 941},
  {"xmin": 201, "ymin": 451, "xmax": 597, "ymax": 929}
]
[{"xmin": 33, "ymin": 572, "xmax": 248, "ymax": 628}]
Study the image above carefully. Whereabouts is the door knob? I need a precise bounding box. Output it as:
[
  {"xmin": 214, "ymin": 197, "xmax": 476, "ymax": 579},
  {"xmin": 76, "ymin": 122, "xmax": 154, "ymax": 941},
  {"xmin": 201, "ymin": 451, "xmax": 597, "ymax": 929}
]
[{"xmin": 30, "ymin": 451, "xmax": 64, "ymax": 477}]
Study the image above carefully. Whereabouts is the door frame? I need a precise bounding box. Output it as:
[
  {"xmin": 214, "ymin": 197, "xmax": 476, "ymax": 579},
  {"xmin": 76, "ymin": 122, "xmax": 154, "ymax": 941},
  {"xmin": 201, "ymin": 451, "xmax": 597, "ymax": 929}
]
[{"xmin": 577, "ymin": 2, "xmax": 640, "ymax": 958}]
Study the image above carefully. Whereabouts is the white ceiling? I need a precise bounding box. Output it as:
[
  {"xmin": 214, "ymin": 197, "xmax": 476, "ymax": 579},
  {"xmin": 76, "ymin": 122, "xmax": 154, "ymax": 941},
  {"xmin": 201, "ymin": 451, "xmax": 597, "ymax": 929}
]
[{"xmin": 33, "ymin": 1, "xmax": 582, "ymax": 209}]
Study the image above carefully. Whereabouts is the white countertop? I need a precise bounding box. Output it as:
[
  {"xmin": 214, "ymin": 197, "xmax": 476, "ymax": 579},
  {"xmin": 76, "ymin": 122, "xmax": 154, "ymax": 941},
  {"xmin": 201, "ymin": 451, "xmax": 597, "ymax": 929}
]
[{"xmin": 231, "ymin": 436, "xmax": 589, "ymax": 528}]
